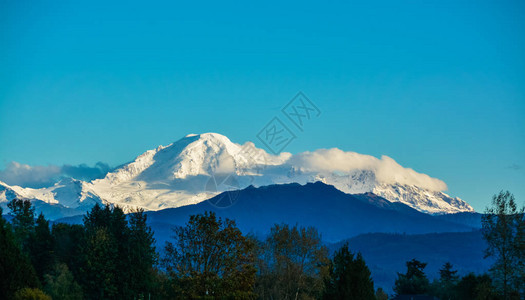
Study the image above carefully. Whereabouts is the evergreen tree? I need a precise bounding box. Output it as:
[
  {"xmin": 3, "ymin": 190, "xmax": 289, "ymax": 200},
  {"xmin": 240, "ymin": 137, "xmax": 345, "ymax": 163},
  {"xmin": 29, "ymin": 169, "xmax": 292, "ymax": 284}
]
[
  {"xmin": 84, "ymin": 226, "xmax": 118, "ymax": 299},
  {"xmin": 29, "ymin": 213, "xmax": 55, "ymax": 282},
  {"xmin": 440, "ymin": 262, "xmax": 459, "ymax": 283},
  {"xmin": 394, "ymin": 259, "xmax": 430, "ymax": 295},
  {"xmin": 323, "ymin": 243, "xmax": 375, "ymax": 300},
  {"xmin": 0, "ymin": 207, "xmax": 39, "ymax": 298},
  {"xmin": 128, "ymin": 208, "xmax": 158, "ymax": 298},
  {"xmin": 7, "ymin": 198, "xmax": 36, "ymax": 252},
  {"xmin": 51, "ymin": 223, "xmax": 85, "ymax": 281},
  {"xmin": 482, "ymin": 191, "xmax": 525, "ymax": 299},
  {"xmin": 430, "ymin": 262, "xmax": 460, "ymax": 300},
  {"xmin": 81, "ymin": 204, "xmax": 121, "ymax": 299},
  {"xmin": 109, "ymin": 205, "xmax": 132, "ymax": 298}
]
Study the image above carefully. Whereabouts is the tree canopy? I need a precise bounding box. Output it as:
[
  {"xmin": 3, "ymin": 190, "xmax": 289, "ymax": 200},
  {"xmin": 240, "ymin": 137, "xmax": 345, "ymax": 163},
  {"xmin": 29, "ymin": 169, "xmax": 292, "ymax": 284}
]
[{"xmin": 482, "ymin": 191, "xmax": 524, "ymax": 299}]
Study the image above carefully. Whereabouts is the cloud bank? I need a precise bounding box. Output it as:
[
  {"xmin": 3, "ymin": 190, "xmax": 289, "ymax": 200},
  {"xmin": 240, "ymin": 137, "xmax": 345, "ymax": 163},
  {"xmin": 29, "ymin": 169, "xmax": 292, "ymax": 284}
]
[
  {"xmin": 288, "ymin": 148, "xmax": 447, "ymax": 191},
  {"xmin": 0, "ymin": 161, "xmax": 112, "ymax": 188},
  {"xmin": 0, "ymin": 148, "xmax": 447, "ymax": 192}
]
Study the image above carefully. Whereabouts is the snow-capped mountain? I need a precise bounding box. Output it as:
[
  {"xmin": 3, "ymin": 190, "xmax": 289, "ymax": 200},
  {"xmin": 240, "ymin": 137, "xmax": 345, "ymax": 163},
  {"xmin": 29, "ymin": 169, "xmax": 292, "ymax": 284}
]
[
  {"xmin": 0, "ymin": 178, "xmax": 103, "ymax": 219},
  {"xmin": 0, "ymin": 133, "xmax": 474, "ymax": 218}
]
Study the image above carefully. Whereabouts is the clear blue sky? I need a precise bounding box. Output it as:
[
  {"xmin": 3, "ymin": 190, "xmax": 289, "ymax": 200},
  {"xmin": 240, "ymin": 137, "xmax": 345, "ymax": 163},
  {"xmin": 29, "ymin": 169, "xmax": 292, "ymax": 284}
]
[{"xmin": 1, "ymin": 0, "xmax": 524, "ymax": 211}]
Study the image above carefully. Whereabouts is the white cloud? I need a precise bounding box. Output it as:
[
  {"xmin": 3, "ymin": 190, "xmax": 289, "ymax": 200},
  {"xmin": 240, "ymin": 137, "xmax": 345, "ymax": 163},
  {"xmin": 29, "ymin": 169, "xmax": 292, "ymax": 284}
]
[
  {"xmin": 0, "ymin": 161, "xmax": 111, "ymax": 188},
  {"xmin": 0, "ymin": 162, "xmax": 61, "ymax": 188},
  {"xmin": 288, "ymin": 148, "xmax": 447, "ymax": 191}
]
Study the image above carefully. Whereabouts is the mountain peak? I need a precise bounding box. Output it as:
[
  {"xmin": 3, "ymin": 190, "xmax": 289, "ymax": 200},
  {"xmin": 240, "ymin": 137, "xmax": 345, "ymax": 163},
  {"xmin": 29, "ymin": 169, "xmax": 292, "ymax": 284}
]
[
  {"xmin": 1, "ymin": 133, "xmax": 474, "ymax": 218},
  {"xmin": 180, "ymin": 132, "xmax": 231, "ymax": 143}
]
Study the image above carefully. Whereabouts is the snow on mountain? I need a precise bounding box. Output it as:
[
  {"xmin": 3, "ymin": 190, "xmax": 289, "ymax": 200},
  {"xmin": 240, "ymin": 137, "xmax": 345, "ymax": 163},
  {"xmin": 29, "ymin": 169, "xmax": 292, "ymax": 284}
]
[
  {"xmin": 0, "ymin": 178, "xmax": 103, "ymax": 219},
  {"xmin": 0, "ymin": 133, "xmax": 474, "ymax": 218}
]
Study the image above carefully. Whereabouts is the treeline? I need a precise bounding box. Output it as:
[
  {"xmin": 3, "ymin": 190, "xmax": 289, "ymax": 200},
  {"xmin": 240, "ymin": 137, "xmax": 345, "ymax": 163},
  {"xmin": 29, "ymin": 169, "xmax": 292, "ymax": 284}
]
[
  {"xmin": 1, "ymin": 199, "xmax": 157, "ymax": 300},
  {"xmin": 1, "ymin": 190, "xmax": 523, "ymax": 299}
]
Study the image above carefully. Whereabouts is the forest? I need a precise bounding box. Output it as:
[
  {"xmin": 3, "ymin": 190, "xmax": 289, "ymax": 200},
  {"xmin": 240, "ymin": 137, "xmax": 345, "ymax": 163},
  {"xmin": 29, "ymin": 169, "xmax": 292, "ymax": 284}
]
[{"xmin": 0, "ymin": 191, "xmax": 523, "ymax": 300}]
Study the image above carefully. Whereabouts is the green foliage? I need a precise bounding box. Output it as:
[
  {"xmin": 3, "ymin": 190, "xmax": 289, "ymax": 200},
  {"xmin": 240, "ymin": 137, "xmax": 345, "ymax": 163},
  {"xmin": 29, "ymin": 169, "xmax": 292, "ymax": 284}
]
[
  {"xmin": 455, "ymin": 273, "xmax": 500, "ymax": 300},
  {"xmin": 29, "ymin": 213, "xmax": 55, "ymax": 282},
  {"xmin": 439, "ymin": 262, "xmax": 459, "ymax": 283},
  {"xmin": 51, "ymin": 223, "xmax": 85, "ymax": 281},
  {"xmin": 163, "ymin": 211, "xmax": 256, "ymax": 299},
  {"xmin": 7, "ymin": 198, "xmax": 36, "ymax": 252},
  {"xmin": 82, "ymin": 204, "xmax": 126, "ymax": 299},
  {"xmin": 128, "ymin": 208, "xmax": 159, "ymax": 298},
  {"xmin": 44, "ymin": 263, "xmax": 83, "ymax": 300},
  {"xmin": 256, "ymin": 224, "xmax": 329, "ymax": 300},
  {"xmin": 393, "ymin": 258, "xmax": 430, "ymax": 295},
  {"xmin": 323, "ymin": 243, "xmax": 375, "ymax": 300},
  {"xmin": 482, "ymin": 191, "xmax": 525, "ymax": 299},
  {"xmin": 6, "ymin": 197, "xmax": 518, "ymax": 300},
  {"xmin": 429, "ymin": 262, "xmax": 459, "ymax": 300},
  {"xmin": 13, "ymin": 288, "xmax": 51, "ymax": 300},
  {"xmin": 0, "ymin": 207, "xmax": 39, "ymax": 299}
]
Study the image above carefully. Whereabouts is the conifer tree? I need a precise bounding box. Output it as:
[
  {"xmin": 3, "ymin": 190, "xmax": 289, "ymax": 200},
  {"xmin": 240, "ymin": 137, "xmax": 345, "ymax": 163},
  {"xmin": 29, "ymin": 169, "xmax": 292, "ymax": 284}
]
[
  {"xmin": 7, "ymin": 198, "xmax": 36, "ymax": 252},
  {"xmin": 394, "ymin": 259, "xmax": 430, "ymax": 295},
  {"xmin": 128, "ymin": 208, "xmax": 158, "ymax": 298},
  {"xmin": 0, "ymin": 207, "xmax": 39, "ymax": 298},
  {"xmin": 323, "ymin": 243, "xmax": 375, "ymax": 300},
  {"xmin": 29, "ymin": 213, "xmax": 55, "ymax": 282}
]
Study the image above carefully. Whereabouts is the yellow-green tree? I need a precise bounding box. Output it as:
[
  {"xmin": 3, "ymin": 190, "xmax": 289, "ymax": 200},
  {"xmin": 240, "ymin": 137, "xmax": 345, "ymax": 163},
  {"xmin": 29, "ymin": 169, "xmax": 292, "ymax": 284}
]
[
  {"xmin": 256, "ymin": 224, "xmax": 329, "ymax": 300},
  {"xmin": 163, "ymin": 212, "xmax": 256, "ymax": 299}
]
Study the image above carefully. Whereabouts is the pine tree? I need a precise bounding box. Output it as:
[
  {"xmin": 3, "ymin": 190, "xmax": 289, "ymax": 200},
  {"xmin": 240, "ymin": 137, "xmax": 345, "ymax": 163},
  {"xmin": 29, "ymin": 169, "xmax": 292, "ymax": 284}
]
[
  {"xmin": 394, "ymin": 259, "xmax": 430, "ymax": 295},
  {"xmin": 51, "ymin": 223, "xmax": 85, "ymax": 281},
  {"xmin": 29, "ymin": 213, "xmax": 55, "ymax": 282},
  {"xmin": 109, "ymin": 205, "xmax": 131, "ymax": 298},
  {"xmin": 7, "ymin": 198, "xmax": 36, "ymax": 252},
  {"xmin": 128, "ymin": 208, "xmax": 158, "ymax": 298},
  {"xmin": 439, "ymin": 262, "xmax": 459, "ymax": 283},
  {"xmin": 430, "ymin": 262, "xmax": 459, "ymax": 300},
  {"xmin": 323, "ymin": 243, "xmax": 375, "ymax": 300},
  {"xmin": 0, "ymin": 207, "xmax": 39, "ymax": 298},
  {"xmin": 81, "ymin": 204, "xmax": 120, "ymax": 299}
]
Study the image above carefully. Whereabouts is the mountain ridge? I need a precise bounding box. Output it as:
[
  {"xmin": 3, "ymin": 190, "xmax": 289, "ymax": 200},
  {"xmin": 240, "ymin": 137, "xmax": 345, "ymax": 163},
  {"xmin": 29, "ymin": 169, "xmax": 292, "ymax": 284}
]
[{"xmin": 0, "ymin": 133, "xmax": 474, "ymax": 219}]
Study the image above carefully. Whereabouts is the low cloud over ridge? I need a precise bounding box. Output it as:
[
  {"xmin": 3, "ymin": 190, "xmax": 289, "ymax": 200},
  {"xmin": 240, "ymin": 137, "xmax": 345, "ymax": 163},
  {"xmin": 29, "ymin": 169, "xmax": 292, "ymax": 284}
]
[
  {"xmin": 288, "ymin": 148, "xmax": 447, "ymax": 191},
  {"xmin": 0, "ymin": 161, "xmax": 111, "ymax": 188}
]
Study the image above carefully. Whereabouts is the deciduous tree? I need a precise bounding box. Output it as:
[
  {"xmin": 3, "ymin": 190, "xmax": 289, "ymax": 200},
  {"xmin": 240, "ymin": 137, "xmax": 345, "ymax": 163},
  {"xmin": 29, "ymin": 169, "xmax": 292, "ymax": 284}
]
[
  {"xmin": 163, "ymin": 211, "xmax": 256, "ymax": 299},
  {"xmin": 256, "ymin": 224, "xmax": 329, "ymax": 300},
  {"xmin": 482, "ymin": 191, "xmax": 524, "ymax": 299}
]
